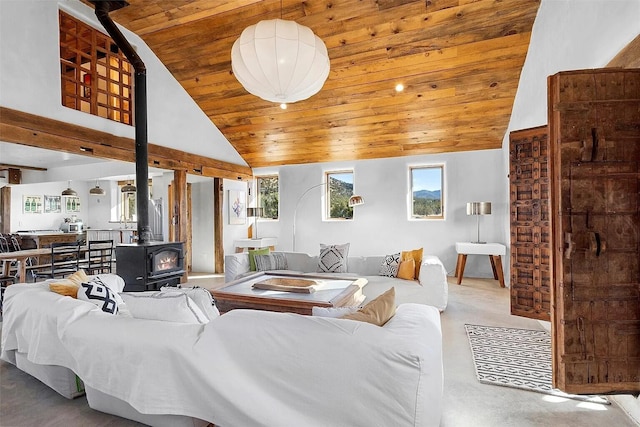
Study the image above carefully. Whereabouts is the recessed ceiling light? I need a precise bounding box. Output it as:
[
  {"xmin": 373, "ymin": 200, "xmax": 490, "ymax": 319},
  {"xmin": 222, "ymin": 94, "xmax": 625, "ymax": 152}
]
[{"xmin": 395, "ymin": 83, "xmax": 404, "ymax": 92}]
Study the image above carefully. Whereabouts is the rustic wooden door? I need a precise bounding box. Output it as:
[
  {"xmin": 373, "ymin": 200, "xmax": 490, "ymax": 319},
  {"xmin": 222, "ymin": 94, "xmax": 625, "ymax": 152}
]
[
  {"xmin": 548, "ymin": 69, "xmax": 640, "ymax": 394},
  {"xmin": 509, "ymin": 126, "xmax": 552, "ymax": 321}
]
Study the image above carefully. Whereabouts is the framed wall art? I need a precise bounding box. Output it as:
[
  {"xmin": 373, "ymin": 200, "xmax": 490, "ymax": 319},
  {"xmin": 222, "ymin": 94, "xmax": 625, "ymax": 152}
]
[
  {"xmin": 228, "ymin": 190, "xmax": 246, "ymax": 225},
  {"xmin": 23, "ymin": 195, "xmax": 43, "ymax": 214},
  {"xmin": 64, "ymin": 196, "xmax": 81, "ymax": 213},
  {"xmin": 44, "ymin": 195, "xmax": 62, "ymax": 213}
]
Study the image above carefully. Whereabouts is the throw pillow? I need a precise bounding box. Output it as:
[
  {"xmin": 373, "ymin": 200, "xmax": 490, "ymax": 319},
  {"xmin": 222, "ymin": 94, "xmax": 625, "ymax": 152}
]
[
  {"xmin": 77, "ymin": 278, "xmax": 119, "ymax": 314},
  {"xmin": 120, "ymin": 292, "xmax": 208, "ymax": 324},
  {"xmin": 248, "ymin": 248, "xmax": 270, "ymax": 271},
  {"xmin": 397, "ymin": 259, "xmax": 416, "ymax": 280},
  {"xmin": 317, "ymin": 243, "xmax": 350, "ymax": 273},
  {"xmin": 401, "ymin": 248, "xmax": 423, "ymax": 279},
  {"xmin": 49, "ymin": 279, "xmax": 79, "ymax": 297},
  {"xmin": 379, "ymin": 253, "xmax": 401, "ymax": 277},
  {"xmin": 66, "ymin": 269, "xmax": 89, "ymax": 286},
  {"xmin": 340, "ymin": 287, "xmax": 396, "ymax": 326},
  {"xmin": 91, "ymin": 274, "xmax": 125, "ymax": 293},
  {"xmin": 254, "ymin": 252, "xmax": 288, "ymax": 272}
]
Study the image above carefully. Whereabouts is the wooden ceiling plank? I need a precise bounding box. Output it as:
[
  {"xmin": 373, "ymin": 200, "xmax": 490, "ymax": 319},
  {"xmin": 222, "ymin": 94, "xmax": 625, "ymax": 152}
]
[{"xmin": 104, "ymin": 0, "xmax": 540, "ymax": 167}]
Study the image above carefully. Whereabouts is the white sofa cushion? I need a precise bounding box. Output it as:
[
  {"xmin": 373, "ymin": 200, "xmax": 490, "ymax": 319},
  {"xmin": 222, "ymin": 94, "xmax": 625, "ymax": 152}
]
[
  {"xmin": 120, "ymin": 293, "xmax": 208, "ymax": 324},
  {"xmin": 159, "ymin": 286, "xmax": 220, "ymax": 321}
]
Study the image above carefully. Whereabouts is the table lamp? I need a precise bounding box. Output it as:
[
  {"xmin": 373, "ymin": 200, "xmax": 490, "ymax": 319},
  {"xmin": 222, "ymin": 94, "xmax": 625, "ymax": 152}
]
[
  {"xmin": 246, "ymin": 207, "xmax": 264, "ymax": 239},
  {"xmin": 466, "ymin": 202, "xmax": 491, "ymax": 244}
]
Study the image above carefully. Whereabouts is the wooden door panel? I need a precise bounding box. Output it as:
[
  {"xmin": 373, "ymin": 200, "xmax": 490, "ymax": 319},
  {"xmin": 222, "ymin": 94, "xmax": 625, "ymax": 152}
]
[
  {"xmin": 549, "ymin": 69, "xmax": 640, "ymax": 395},
  {"xmin": 510, "ymin": 125, "xmax": 551, "ymax": 321}
]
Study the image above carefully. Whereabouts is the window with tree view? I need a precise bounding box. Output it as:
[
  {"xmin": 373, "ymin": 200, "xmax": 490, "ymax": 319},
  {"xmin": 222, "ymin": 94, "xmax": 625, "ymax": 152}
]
[
  {"xmin": 326, "ymin": 171, "xmax": 355, "ymax": 220},
  {"xmin": 256, "ymin": 175, "xmax": 279, "ymax": 220},
  {"xmin": 410, "ymin": 165, "xmax": 444, "ymax": 219}
]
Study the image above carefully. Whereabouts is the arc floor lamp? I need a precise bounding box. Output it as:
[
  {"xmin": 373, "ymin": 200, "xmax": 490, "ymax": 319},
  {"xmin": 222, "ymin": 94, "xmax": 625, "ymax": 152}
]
[{"xmin": 292, "ymin": 183, "xmax": 365, "ymax": 252}]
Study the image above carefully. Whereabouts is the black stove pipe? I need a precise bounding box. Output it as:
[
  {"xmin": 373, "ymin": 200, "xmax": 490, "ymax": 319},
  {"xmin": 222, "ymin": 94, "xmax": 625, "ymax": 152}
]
[{"xmin": 92, "ymin": 1, "xmax": 151, "ymax": 244}]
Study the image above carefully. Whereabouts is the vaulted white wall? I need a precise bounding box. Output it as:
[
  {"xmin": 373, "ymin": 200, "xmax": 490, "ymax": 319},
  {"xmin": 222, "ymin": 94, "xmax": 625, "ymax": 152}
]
[{"xmin": 0, "ymin": 0, "xmax": 246, "ymax": 166}]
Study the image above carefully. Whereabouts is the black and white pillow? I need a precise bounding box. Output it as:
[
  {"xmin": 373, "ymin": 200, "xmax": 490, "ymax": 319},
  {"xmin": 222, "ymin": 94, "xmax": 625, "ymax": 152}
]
[
  {"xmin": 318, "ymin": 243, "xmax": 350, "ymax": 273},
  {"xmin": 379, "ymin": 253, "xmax": 401, "ymax": 277},
  {"xmin": 77, "ymin": 278, "xmax": 119, "ymax": 314},
  {"xmin": 254, "ymin": 252, "xmax": 288, "ymax": 272}
]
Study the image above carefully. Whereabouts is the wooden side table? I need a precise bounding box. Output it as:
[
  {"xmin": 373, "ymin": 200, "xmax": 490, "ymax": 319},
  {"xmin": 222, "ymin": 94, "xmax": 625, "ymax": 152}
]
[{"xmin": 455, "ymin": 242, "xmax": 506, "ymax": 287}]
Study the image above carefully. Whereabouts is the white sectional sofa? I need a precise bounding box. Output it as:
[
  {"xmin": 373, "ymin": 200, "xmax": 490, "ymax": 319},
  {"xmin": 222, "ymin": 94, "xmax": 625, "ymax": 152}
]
[
  {"xmin": 225, "ymin": 251, "xmax": 449, "ymax": 311},
  {"xmin": 2, "ymin": 278, "xmax": 444, "ymax": 427}
]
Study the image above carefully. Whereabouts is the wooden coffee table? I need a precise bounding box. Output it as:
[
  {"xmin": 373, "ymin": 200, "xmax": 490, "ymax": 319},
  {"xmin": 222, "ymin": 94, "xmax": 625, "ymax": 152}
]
[{"xmin": 212, "ymin": 271, "xmax": 367, "ymax": 315}]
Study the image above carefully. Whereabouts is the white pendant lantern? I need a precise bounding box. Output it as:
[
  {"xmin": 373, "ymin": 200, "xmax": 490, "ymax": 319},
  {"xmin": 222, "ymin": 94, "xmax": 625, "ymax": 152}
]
[{"xmin": 231, "ymin": 19, "xmax": 330, "ymax": 104}]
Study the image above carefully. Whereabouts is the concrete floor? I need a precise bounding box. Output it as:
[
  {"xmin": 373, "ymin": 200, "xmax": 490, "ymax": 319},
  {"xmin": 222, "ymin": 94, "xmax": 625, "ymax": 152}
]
[{"xmin": 0, "ymin": 275, "xmax": 636, "ymax": 427}]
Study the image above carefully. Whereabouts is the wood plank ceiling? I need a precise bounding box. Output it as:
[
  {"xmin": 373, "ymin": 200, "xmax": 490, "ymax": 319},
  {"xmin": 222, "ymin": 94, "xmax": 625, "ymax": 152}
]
[{"xmin": 110, "ymin": 0, "xmax": 541, "ymax": 168}]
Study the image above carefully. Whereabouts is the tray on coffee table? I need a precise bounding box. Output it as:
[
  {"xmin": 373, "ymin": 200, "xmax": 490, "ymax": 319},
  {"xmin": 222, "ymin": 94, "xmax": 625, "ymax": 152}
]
[{"xmin": 212, "ymin": 272, "xmax": 367, "ymax": 315}]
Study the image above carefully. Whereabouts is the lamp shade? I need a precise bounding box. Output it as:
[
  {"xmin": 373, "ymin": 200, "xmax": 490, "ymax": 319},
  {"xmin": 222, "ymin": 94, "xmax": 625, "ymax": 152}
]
[
  {"xmin": 231, "ymin": 19, "xmax": 330, "ymax": 104},
  {"xmin": 121, "ymin": 182, "xmax": 136, "ymax": 193},
  {"xmin": 466, "ymin": 202, "xmax": 491, "ymax": 215},
  {"xmin": 348, "ymin": 195, "xmax": 365, "ymax": 207},
  {"xmin": 61, "ymin": 181, "xmax": 77, "ymax": 196},
  {"xmin": 246, "ymin": 207, "xmax": 264, "ymax": 218},
  {"xmin": 90, "ymin": 180, "xmax": 105, "ymax": 196}
]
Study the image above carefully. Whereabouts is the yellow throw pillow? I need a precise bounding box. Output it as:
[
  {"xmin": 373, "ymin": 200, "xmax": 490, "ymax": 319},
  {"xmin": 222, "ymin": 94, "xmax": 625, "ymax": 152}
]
[
  {"xmin": 66, "ymin": 269, "xmax": 89, "ymax": 286},
  {"xmin": 49, "ymin": 279, "xmax": 79, "ymax": 298},
  {"xmin": 401, "ymin": 248, "xmax": 423, "ymax": 279},
  {"xmin": 396, "ymin": 259, "xmax": 416, "ymax": 280},
  {"xmin": 340, "ymin": 287, "xmax": 396, "ymax": 326}
]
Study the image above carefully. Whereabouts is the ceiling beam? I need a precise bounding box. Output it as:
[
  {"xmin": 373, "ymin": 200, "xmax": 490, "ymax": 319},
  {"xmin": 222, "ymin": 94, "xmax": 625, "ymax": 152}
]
[
  {"xmin": 0, "ymin": 107, "xmax": 253, "ymax": 181},
  {"xmin": 0, "ymin": 163, "xmax": 47, "ymax": 171}
]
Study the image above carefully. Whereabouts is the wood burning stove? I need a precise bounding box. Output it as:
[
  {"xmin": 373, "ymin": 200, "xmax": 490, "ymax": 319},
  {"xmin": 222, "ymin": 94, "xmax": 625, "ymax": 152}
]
[{"xmin": 116, "ymin": 242, "xmax": 185, "ymax": 291}]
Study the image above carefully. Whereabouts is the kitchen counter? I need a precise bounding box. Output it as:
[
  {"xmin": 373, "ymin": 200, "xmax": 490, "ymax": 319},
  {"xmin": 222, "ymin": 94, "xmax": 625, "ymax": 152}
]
[
  {"xmin": 17, "ymin": 232, "xmax": 85, "ymax": 249},
  {"xmin": 86, "ymin": 229, "xmax": 137, "ymax": 244}
]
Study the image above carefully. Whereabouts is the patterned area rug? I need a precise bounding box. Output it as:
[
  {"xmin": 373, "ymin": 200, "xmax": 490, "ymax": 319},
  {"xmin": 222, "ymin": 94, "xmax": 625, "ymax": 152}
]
[{"xmin": 464, "ymin": 324, "xmax": 609, "ymax": 404}]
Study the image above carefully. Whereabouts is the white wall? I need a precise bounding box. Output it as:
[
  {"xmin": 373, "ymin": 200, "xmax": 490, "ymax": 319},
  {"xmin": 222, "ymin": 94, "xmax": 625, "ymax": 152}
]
[
  {"xmin": 9, "ymin": 181, "xmax": 90, "ymax": 231},
  {"xmin": 0, "ymin": 0, "xmax": 246, "ymax": 165},
  {"xmin": 191, "ymin": 180, "xmax": 215, "ymax": 272},
  {"xmin": 252, "ymin": 149, "xmax": 507, "ymax": 278}
]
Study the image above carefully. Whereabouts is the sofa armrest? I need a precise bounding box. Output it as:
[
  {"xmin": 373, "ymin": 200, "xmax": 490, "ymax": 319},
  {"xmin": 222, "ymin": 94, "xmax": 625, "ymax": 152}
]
[
  {"xmin": 417, "ymin": 255, "xmax": 448, "ymax": 311},
  {"xmin": 224, "ymin": 253, "xmax": 250, "ymax": 282}
]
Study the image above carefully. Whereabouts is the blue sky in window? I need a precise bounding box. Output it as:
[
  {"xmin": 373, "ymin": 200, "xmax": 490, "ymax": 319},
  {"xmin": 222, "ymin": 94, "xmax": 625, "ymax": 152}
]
[
  {"xmin": 330, "ymin": 172, "xmax": 353, "ymax": 184},
  {"xmin": 412, "ymin": 167, "xmax": 441, "ymax": 191}
]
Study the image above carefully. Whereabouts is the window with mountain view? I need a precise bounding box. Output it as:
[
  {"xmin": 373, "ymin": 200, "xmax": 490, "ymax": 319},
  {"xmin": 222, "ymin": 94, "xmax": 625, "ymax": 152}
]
[
  {"xmin": 325, "ymin": 171, "xmax": 355, "ymax": 220},
  {"xmin": 256, "ymin": 175, "xmax": 279, "ymax": 220},
  {"xmin": 410, "ymin": 165, "xmax": 444, "ymax": 219}
]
